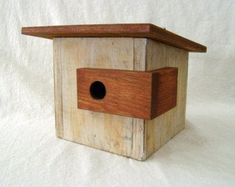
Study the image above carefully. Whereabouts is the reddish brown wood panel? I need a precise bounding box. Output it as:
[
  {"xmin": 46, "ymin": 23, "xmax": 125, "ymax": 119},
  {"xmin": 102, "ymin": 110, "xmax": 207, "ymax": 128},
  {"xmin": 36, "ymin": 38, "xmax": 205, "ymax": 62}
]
[
  {"xmin": 22, "ymin": 23, "xmax": 206, "ymax": 52},
  {"xmin": 77, "ymin": 67, "xmax": 178, "ymax": 119},
  {"xmin": 77, "ymin": 68, "xmax": 152, "ymax": 119},
  {"xmin": 151, "ymin": 67, "xmax": 178, "ymax": 118}
]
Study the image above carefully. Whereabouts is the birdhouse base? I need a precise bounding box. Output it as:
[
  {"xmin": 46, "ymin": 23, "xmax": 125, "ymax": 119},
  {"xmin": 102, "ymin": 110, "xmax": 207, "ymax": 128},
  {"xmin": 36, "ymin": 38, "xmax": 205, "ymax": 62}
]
[{"xmin": 53, "ymin": 37, "xmax": 188, "ymax": 160}]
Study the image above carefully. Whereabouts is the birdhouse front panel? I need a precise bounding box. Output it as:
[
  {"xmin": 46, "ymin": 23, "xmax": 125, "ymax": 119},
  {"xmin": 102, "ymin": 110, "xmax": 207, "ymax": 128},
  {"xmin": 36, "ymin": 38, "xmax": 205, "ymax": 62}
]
[
  {"xmin": 22, "ymin": 24, "xmax": 206, "ymax": 160},
  {"xmin": 54, "ymin": 38, "xmax": 148, "ymax": 159}
]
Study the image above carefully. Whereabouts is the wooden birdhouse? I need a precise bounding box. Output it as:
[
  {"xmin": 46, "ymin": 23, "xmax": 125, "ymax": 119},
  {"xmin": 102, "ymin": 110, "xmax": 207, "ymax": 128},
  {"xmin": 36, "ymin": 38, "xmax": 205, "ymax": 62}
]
[{"xmin": 22, "ymin": 23, "xmax": 206, "ymax": 160}]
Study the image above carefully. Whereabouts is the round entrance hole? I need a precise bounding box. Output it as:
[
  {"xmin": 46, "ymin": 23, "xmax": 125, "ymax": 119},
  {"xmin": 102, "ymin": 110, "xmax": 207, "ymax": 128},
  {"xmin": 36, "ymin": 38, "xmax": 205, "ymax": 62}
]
[{"xmin": 89, "ymin": 81, "xmax": 106, "ymax": 100}]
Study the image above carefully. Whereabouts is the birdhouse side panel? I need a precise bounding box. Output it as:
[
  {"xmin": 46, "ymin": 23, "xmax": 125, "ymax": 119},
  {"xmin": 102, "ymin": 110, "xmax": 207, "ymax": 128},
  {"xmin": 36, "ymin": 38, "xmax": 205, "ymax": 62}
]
[{"xmin": 145, "ymin": 39, "xmax": 188, "ymax": 158}]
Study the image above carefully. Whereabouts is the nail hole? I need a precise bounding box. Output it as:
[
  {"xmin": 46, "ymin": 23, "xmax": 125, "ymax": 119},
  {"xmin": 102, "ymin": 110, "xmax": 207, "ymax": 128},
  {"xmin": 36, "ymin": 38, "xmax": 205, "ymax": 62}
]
[{"xmin": 90, "ymin": 81, "xmax": 106, "ymax": 100}]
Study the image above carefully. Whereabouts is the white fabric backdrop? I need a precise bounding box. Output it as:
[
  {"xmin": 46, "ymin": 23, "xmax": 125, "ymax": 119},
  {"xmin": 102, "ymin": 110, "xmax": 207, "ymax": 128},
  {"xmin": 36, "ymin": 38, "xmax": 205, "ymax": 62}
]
[{"xmin": 0, "ymin": 0, "xmax": 235, "ymax": 186}]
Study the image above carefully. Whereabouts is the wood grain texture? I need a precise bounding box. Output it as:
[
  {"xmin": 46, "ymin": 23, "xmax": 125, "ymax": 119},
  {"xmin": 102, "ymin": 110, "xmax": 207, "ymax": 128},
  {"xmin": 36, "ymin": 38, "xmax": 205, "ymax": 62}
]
[
  {"xmin": 77, "ymin": 67, "xmax": 177, "ymax": 119},
  {"xmin": 53, "ymin": 38, "xmax": 147, "ymax": 160},
  {"xmin": 144, "ymin": 40, "xmax": 188, "ymax": 159},
  {"xmin": 53, "ymin": 37, "xmax": 188, "ymax": 160},
  {"xmin": 22, "ymin": 23, "xmax": 206, "ymax": 52},
  {"xmin": 53, "ymin": 39, "xmax": 63, "ymax": 138}
]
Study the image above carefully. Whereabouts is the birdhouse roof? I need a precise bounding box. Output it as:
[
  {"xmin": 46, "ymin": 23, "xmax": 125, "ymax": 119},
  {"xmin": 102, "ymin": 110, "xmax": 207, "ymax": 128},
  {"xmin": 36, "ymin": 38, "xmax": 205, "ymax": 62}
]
[{"xmin": 22, "ymin": 23, "xmax": 206, "ymax": 52}]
